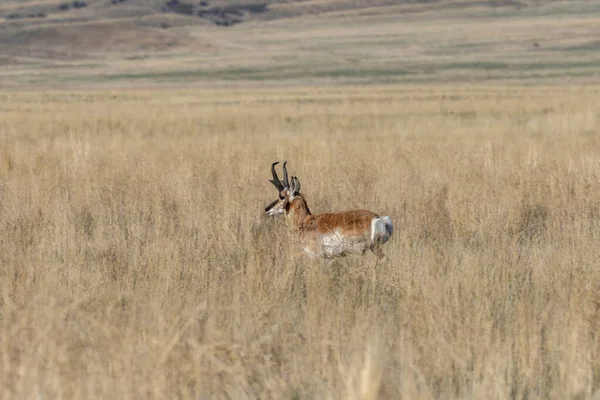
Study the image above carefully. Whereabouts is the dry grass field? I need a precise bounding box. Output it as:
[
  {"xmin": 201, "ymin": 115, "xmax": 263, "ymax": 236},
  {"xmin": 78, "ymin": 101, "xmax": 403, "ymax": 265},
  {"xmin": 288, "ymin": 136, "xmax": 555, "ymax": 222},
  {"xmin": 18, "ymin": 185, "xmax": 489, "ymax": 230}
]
[{"xmin": 1, "ymin": 85, "xmax": 600, "ymax": 399}]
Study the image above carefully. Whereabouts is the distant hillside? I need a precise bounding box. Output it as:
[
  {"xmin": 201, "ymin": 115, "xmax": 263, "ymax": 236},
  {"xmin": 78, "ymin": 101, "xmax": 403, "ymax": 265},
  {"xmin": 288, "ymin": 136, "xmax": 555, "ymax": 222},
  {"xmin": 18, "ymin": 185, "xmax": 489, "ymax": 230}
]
[
  {"xmin": 0, "ymin": 0, "xmax": 559, "ymax": 57},
  {"xmin": 0, "ymin": 0, "xmax": 545, "ymax": 28},
  {"xmin": 1, "ymin": 0, "xmax": 598, "ymax": 88}
]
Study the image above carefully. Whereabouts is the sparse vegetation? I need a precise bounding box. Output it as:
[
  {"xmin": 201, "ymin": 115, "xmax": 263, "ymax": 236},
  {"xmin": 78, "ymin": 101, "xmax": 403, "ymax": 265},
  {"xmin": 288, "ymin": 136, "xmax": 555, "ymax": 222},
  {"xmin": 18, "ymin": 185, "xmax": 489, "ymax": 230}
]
[
  {"xmin": 4, "ymin": 10, "xmax": 46, "ymax": 18},
  {"xmin": 158, "ymin": 0, "xmax": 267, "ymax": 25},
  {"xmin": 162, "ymin": 0, "xmax": 195, "ymax": 15},
  {"xmin": 1, "ymin": 86, "xmax": 600, "ymax": 399},
  {"xmin": 197, "ymin": 2, "xmax": 267, "ymax": 26}
]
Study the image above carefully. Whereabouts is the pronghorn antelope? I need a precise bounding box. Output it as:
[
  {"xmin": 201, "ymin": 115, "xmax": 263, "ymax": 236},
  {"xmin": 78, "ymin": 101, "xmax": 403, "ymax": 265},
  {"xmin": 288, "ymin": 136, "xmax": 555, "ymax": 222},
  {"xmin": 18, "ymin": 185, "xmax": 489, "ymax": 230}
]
[{"xmin": 264, "ymin": 161, "xmax": 393, "ymax": 259}]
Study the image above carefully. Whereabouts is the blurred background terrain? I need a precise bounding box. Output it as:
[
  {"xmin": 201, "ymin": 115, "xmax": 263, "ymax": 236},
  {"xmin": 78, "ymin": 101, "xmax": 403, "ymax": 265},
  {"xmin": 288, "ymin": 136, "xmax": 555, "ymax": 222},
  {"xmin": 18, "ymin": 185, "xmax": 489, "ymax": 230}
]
[{"xmin": 1, "ymin": 0, "xmax": 599, "ymax": 87}]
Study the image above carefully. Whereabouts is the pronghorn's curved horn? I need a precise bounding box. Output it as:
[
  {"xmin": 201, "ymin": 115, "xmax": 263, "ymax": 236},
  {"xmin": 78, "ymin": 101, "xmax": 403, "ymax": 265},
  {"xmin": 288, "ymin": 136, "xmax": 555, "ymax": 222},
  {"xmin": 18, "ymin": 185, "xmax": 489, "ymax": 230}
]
[
  {"xmin": 269, "ymin": 162, "xmax": 284, "ymax": 191},
  {"xmin": 282, "ymin": 161, "xmax": 290, "ymax": 188}
]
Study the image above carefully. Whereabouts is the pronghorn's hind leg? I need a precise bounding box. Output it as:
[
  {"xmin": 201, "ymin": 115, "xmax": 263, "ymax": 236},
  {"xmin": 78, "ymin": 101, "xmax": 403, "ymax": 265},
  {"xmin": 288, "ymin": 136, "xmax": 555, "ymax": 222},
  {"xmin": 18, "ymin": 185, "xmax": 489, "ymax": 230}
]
[{"xmin": 371, "ymin": 245, "xmax": 388, "ymax": 263}]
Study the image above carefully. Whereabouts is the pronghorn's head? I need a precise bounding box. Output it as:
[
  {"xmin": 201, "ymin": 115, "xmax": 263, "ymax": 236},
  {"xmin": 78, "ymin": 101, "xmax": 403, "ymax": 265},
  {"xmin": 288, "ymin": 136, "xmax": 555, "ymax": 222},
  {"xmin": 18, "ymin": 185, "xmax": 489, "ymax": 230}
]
[{"xmin": 265, "ymin": 161, "xmax": 302, "ymax": 216}]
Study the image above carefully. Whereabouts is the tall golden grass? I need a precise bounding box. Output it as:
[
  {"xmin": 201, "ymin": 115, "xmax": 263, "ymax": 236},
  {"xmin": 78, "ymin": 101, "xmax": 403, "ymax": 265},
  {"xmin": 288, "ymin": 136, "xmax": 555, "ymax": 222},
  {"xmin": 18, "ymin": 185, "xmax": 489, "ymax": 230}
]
[{"xmin": 1, "ymin": 86, "xmax": 600, "ymax": 399}]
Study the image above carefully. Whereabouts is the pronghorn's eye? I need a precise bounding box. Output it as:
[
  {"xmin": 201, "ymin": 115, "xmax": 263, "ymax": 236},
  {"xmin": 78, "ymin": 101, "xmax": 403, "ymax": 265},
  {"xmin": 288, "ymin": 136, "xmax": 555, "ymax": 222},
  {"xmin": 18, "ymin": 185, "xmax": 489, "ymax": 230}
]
[{"xmin": 279, "ymin": 195, "xmax": 284, "ymax": 200}]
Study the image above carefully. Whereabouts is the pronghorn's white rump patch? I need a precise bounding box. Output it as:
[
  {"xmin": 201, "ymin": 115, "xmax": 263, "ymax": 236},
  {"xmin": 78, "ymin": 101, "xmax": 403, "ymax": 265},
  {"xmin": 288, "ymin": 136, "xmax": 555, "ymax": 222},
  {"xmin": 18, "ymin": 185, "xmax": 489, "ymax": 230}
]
[{"xmin": 371, "ymin": 216, "xmax": 393, "ymax": 244}]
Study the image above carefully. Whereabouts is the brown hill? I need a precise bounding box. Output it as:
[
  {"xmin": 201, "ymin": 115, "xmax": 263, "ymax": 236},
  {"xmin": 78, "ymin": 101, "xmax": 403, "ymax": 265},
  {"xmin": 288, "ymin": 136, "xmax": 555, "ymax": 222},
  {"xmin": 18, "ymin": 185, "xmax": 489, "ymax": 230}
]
[
  {"xmin": 0, "ymin": 0, "xmax": 552, "ymax": 57},
  {"xmin": 0, "ymin": 0, "xmax": 596, "ymax": 88}
]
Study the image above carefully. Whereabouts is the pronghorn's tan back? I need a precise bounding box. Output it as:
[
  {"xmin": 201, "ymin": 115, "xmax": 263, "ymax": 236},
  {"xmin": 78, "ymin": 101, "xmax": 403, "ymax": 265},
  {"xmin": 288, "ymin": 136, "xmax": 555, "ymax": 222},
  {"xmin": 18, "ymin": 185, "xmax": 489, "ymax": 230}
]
[{"xmin": 305, "ymin": 210, "xmax": 377, "ymax": 237}]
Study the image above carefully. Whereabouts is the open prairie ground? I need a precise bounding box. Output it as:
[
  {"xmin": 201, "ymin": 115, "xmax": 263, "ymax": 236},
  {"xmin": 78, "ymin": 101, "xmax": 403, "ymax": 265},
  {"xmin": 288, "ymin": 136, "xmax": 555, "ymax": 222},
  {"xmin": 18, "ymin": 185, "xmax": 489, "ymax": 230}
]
[{"xmin": 2, "ymin": 85, "xmax": 600, "ymax": 399}]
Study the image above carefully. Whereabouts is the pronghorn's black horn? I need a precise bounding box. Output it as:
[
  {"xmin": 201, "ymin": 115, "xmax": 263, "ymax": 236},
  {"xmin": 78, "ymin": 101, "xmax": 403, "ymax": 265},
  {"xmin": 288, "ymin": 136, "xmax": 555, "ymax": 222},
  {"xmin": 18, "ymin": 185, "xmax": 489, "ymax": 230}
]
[
  {"xmin": 269, "ymin": 162, "xmax": 284, "ymax": 191},
  {"xmin": 282, "ymin": 161, "xmax": 290, "ymax": 188}
]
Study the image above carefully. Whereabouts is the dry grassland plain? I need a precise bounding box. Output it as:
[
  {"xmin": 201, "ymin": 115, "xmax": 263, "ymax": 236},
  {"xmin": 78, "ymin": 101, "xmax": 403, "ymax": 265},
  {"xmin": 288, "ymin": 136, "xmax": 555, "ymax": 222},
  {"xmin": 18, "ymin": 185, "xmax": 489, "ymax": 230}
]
[{"xmin": 1, "ymin": 86, "xmax": 600, "ymax": 399}]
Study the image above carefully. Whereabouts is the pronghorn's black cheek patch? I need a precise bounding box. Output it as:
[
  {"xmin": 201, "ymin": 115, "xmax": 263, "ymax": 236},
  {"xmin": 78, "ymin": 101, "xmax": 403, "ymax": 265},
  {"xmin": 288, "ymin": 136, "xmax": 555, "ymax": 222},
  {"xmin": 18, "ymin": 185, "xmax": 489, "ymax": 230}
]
[{"xmin": 285, "ymin": 201, "xmax": 291, "ymax": 212}]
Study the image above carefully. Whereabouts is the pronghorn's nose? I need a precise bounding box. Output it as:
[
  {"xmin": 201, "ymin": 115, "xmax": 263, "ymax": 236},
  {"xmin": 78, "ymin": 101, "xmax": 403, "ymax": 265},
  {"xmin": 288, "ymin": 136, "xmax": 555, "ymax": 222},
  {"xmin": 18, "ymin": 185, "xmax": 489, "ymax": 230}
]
[{"xmin": 265, "ymin": 199, "xmax": 279, "ymax": 213}]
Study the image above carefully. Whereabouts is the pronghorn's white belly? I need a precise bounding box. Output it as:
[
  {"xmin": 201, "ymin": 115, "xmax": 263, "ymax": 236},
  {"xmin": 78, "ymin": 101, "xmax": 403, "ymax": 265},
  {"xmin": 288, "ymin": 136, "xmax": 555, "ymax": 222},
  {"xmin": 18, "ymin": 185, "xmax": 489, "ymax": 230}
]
[{"xmin": 319, "ymin": 229, "xmax": 369, "ymax": 258}]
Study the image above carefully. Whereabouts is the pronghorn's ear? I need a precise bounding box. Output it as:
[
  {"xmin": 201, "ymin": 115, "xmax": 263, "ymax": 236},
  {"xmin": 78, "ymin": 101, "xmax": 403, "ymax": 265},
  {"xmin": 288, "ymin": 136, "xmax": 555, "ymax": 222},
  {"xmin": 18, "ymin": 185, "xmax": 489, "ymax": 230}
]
[{"xmin": 290, "ymin": 176, "xmax": 301, "ymax": 194}]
